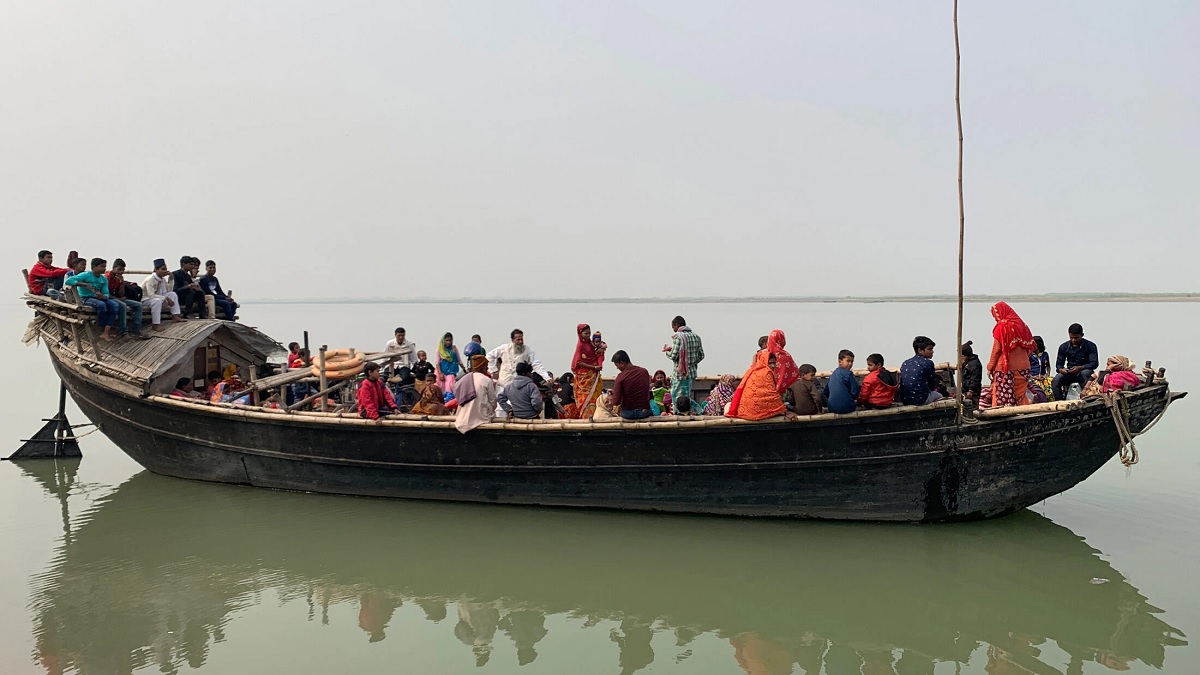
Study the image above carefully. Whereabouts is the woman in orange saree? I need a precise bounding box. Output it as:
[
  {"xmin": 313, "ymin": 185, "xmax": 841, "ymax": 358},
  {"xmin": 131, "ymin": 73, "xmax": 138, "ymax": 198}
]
[
  {"xmin": 567, "ymin": 323, "xmax": 603, "ymax": 418},
  {"xmin": 726, "ymin": 351, "xmax": 796, "ymax": 421}
]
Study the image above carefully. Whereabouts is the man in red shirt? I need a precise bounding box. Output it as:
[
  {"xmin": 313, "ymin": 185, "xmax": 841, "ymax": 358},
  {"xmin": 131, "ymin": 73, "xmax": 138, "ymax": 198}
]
[
  {"xmin": 358, "ymin": 362, "xmax": 397, "ymax": 423},
  {"xmin": 27, "ymin": 250, "xmax": 69, "ymax": 298},
  {"xmin": 610, "ymin": 350, "xmax": 653, "ymax": 420}
]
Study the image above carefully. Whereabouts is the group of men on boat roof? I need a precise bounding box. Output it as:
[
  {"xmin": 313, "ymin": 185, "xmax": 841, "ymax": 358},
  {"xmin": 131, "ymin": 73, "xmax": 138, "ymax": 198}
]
[
  {"xmin": 178, "ymin": 304, "xmax": 1139, "ymax": 434},
  {"xmin": 26, "ymin": 249, "xmax": 240, "ymax": 341}
]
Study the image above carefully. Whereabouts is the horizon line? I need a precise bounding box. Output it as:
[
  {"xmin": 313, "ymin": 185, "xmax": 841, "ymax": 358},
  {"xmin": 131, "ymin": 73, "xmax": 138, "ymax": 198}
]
[{"xmin": 239, "ymin": 292, "xmax": 1200, "ymax": 305}]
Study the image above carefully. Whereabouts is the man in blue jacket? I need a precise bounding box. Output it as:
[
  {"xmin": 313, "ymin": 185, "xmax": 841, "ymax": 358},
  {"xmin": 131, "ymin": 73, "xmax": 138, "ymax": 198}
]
[{"xmin": 1052, "ymin": 323, "xmax": 1099, "ymax": 400}]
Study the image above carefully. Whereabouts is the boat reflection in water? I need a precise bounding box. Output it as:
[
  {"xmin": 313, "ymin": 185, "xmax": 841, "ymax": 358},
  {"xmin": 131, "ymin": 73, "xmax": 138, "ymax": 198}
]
[{"xmin": 25, "ymin": 465, "xmax": 1187, "ymax": 674}]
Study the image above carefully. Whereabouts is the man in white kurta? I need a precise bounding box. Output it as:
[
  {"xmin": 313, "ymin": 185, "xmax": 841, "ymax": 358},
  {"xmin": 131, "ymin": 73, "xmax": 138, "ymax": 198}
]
[
  {"xmin": 486, "ymin": 329, "xmax": 549, "ymax": 387},
  {"xmin": 140, "ymin": 259, "xmax": 182, "ymax": 329},
  {"xmin": 454, "ymin": 355, "xmax": 498, "ymax": 434}
]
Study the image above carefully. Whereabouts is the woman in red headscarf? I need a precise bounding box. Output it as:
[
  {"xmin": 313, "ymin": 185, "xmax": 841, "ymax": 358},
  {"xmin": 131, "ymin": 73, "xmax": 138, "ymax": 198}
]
[
  {"xmin": 987, "ymin": 302, "xmax": 1039, "ymax": 407},
  {"xmin": 726, "ymin": 351, "xmax": 796, "ymax": 421},
  {"xmin": 766, "ymin": 329, "xmax": 800, "ymax": 395},
  {"xmin": 567, "ymin": 323, "xmax": 603, "ymax": 418}
]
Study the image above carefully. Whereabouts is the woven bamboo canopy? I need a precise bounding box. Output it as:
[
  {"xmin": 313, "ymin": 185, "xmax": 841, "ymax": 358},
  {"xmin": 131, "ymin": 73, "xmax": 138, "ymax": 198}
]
[{"xmin": 24, "ymin": 296, "xmax": 283, "ymax": 392}]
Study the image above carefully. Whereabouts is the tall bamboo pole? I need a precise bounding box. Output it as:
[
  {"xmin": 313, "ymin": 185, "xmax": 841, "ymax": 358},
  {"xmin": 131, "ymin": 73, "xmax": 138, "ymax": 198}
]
[{"xmin": 953, "ymin": 0, "xmax": 966, "ymax": 423}]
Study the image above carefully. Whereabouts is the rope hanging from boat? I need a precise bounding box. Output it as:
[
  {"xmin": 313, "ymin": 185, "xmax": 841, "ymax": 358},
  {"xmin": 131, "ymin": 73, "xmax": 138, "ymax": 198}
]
[
  {"xmin": 1133, "ymin": 385, "xmax": 1174, "ymax": 438},
  {"xmin": 1104, "ymin": 392, "xmax": 1138, "ymax": 467}
]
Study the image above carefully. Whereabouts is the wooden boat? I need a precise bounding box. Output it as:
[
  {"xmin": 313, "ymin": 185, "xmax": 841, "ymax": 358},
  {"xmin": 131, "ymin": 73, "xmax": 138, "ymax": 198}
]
[
  {"xmin": 22, "ymin": 467, "xmax": 1187, "ymax": 673},
  {"xmin": 18, "ymin": 295, "xmax": 1185, "ymax": 522}
]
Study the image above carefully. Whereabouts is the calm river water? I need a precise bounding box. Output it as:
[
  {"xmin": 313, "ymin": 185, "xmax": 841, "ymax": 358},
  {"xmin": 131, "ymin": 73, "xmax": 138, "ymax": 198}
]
[{"xmin": 1, "ymin": 299, "xmax": 1195, "ymax": 674}]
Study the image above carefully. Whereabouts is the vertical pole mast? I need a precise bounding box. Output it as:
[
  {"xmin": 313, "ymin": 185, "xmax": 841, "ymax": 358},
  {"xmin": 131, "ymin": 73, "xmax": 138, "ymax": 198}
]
[{"xmin": 953, "ymin": 0, "xmax": 966, "ymax": 423}]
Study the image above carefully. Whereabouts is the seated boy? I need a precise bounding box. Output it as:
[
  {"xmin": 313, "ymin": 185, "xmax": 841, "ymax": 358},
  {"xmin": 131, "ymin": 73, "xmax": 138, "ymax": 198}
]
[
  {"xmin": 106, "ymin": 258, "xmax": 146, "ymax": 339},
  {"xmin": 857, "ymin": 353, "xmax": 899, "ymax": 409},
  {"xmin": 959, "ymin": 342, "xmax": 983, "ymax": 406},
  {"xmin": 28, "ymin": 250, "xmax": 70, "ymax": 298},
  {"xmin": 65, "ymin": 257, "xmax": 123, "ymax": 342},
  {"xmin": 823, "ymin": 350, "xmax": 860, "ymax": 414},
  {"xmin": 899, "ymin": 336, "xmax": 944, "ymax": 406},
  {"xmin": 787, "ymin": 364, "xmax": 823, "ymax": 415},
  {"xmin": 199, "ymin": 259, "xmax": 239, "ymax": 321},
  {"xmin": 357, "ymin": 362, "xmax": 398, "ymax": 422}
]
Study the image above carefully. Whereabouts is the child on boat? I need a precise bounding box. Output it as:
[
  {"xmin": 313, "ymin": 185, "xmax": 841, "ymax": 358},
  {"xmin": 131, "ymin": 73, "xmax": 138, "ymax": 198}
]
[
  {"xmin": 1028, "ymin": 336, "xmax": 1055, "ymax": 401},
  {"xmin": 959, "ymin": 342, "xmax": 983, "ymax": 406},
  {"xmin": 650, "ymin": 370, "xmax": 669, "ymax": 415},
  {"xmin": 412, "ymin": 372, "xmax": 450, "ymax": 416},
  {"xmin": 823, "ymin": 350, "xmax": 860, "ymax": 414},
  {"xmin": 787, "ymin": 364, "xmax": 822, "ymax": 415},
  {"xmin": 858, "ymin": 353, "xmax": 899, "ymax": 409}
]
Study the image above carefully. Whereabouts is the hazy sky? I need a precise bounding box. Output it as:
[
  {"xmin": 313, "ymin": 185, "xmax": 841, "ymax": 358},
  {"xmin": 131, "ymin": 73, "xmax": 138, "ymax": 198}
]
[{"xmin": 2, "ymin": 1, "xmax": 1197, "ymax": 300}]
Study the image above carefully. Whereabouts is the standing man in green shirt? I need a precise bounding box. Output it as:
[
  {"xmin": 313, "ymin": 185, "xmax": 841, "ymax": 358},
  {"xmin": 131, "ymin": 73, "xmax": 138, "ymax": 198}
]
[{"xmin": 663, "ymin": 315, "xmax": 704, "ymax": 409}]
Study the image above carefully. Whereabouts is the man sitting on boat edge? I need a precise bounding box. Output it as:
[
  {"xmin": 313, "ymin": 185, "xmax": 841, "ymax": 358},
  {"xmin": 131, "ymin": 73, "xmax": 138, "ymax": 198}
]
[
  {"xmin": 610, "ymin": 350, "xmax": 653, "ymax": 421},
  {"xmin": 141, "ymin": 259, "xmax": 185, "ymax": 330},
  {"xmin": 28, "ymin": 249, "xmax": 69, "ymax": 299},
  {"xmin": 65, "ymin": 257, "xmax": 122, "ymax": 342},
  {"xmin": 199, "ymin": 259, "xmax": 238, "ymax": 321},
  {"xmin": 899, "ymin": 336, "xmax": 944, "ymax": 406}
]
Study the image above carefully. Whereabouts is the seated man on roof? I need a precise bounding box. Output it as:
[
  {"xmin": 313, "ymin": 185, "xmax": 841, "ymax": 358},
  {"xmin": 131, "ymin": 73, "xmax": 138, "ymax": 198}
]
[
  {"xmin": 1052, "ymin": 323, "xmax": 1099, "ymax": 401},
  {"xmin": 357, "ymin": 362, "xmax": 398, "ymax": 423},
  {"xmin": 498, "ymin": 362, "xmax": 544, "ymax": 421},
  {"xmin": 106, "ymin": 258, "xmax": 148, "ymax": 339},
  {"xmin": 28, "ymin": 249, "xmax": 70, "ymax": 299},
  {"xmin": 199, "ymin": 259, "xmax": 238, "ymax": 321},
  {"xmin": 487, "ymin": 329, "xmax": 550, "ymax": 387},
  {"xmin": 64, "ymin": 258, "xmax": 123, "ymax": 342},
  {"xmin": 173, "ymin": 256, "xmax": 207, "ymax": 318},
  {"xmin": 141, "ymin": 259, "xmax": 185, "ymax": 330}
]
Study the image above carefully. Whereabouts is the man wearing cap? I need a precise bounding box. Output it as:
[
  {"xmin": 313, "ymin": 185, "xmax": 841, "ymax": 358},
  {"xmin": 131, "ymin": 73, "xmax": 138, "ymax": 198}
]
[
  {"xmin": 141, "ymin": 259, "xmax": 184, "ymax": 331},
  {"xmin": 1052, "ymin": 323, "xmax": 1099, "ymax": 400}
]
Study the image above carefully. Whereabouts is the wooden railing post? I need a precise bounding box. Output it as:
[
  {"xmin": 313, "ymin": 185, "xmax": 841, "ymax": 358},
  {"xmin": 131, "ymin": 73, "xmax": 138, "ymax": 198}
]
[{"xmin": 319, "ymin": 345, "xmax": 328, "ymax": 412}]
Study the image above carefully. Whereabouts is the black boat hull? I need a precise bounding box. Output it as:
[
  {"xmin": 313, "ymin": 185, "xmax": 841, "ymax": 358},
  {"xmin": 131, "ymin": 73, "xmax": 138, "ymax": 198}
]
[{"xmin": 52, "ymin": 353, "xmax": 1179, "ymax": 522}]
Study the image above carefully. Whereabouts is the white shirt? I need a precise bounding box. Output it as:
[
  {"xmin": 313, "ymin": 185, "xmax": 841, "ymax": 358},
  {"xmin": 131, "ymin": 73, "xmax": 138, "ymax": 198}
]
[
  {"xmin": 383, "ymin": 338, "xmax": 416, "ymax": 368},
  {"xmin": 141, "ymin": 273, "xmax": 173, "ymax": 299},
  {"xmin": 486, "ymin": 343, "xmax": 549, "ymax": 386}
]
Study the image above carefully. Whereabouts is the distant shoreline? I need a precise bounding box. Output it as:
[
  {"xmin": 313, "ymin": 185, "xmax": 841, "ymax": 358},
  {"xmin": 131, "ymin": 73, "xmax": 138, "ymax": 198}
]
[{"xmin": 243, "ymin": 293, "xmax": 1199, "ymax": 305}]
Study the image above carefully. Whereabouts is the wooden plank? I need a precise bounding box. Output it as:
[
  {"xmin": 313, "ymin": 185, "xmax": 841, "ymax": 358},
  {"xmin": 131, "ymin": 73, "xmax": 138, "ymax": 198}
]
[{"xmin": 319, "ymin": 345, "xmax": 328, "ymax": 412}]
